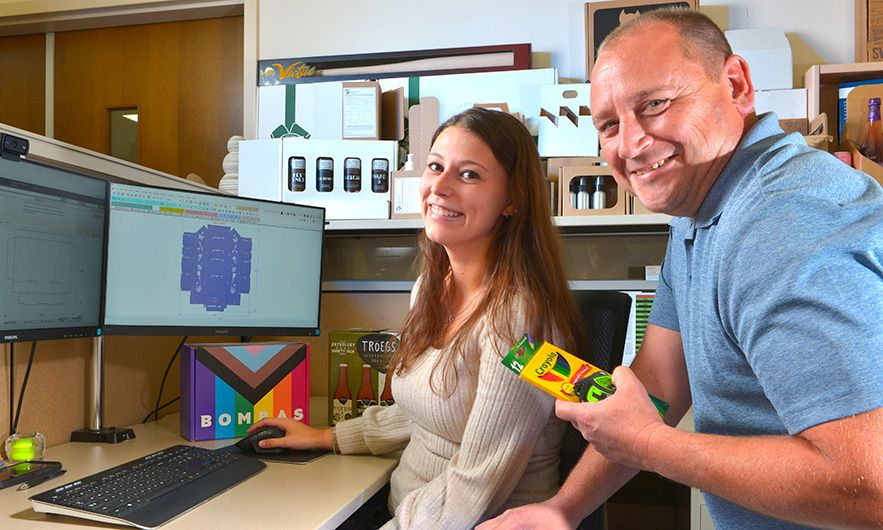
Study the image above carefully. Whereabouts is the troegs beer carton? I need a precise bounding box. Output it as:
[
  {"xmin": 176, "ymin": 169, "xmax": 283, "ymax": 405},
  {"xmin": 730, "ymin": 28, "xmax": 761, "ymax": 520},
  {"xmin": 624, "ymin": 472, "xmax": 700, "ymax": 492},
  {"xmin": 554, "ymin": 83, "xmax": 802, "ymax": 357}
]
[{"xmin": 328, "ymin": 330, "xmax": 399, "ymax": 425}]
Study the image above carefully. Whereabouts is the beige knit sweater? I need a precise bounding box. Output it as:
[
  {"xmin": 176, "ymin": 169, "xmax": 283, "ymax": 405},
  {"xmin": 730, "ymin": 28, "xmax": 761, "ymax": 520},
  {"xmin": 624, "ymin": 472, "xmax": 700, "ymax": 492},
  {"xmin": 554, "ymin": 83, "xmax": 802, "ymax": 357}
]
[{"xmin": 334, "ymin": 290, "xmax": 566, "ymax": 529}]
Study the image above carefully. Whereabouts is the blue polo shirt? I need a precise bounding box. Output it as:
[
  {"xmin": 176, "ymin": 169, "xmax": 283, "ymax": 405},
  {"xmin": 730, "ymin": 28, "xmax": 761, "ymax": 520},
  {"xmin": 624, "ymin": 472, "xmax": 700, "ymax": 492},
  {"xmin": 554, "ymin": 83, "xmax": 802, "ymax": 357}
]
[{"xmin": 650, "ymin": 113, "xmax": 883, "ymax": 529}]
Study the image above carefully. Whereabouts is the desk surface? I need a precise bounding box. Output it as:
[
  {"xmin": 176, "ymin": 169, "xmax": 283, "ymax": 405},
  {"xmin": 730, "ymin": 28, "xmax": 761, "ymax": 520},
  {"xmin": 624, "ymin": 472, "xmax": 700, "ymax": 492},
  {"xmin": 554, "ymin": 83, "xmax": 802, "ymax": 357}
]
[{"xmin": 0, "ymin": 415, "xmax": 398, "ymax": 529}]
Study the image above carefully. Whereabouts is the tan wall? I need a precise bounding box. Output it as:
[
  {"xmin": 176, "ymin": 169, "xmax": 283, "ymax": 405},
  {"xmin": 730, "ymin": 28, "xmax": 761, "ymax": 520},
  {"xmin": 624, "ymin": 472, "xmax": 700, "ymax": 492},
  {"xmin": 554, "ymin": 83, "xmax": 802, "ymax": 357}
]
[{"xmin": 1, "ymin": 292, "xmax": 410, "ymax": 448}]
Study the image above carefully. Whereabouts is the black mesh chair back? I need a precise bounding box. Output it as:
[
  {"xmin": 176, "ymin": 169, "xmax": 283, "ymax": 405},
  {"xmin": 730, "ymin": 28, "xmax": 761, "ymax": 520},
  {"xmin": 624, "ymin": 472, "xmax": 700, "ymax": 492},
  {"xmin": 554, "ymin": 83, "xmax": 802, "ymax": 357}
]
[{"xmin": 559, "ymin": 290, "xmax": 633, "ymax": 530}]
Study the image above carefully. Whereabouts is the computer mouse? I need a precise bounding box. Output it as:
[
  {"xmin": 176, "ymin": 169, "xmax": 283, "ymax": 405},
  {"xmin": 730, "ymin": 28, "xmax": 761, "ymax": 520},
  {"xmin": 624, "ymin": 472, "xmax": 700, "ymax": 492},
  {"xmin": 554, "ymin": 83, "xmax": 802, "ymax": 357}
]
[{"xmin": 235, "ymin": 426, "xmax": 287, "ymax": 454}]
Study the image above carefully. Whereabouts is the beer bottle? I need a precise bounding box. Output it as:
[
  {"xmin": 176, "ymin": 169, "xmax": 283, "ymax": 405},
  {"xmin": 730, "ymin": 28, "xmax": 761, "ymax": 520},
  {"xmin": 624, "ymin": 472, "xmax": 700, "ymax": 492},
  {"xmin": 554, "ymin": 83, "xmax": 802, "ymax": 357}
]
[
  {"xmin": 355, "ymin": 364, "xmax": 377, "ymax": 417},
  {"xmin": 378, "ymin": 371, "xmax": 394, "ymax": 407},
  {"xmin": 861, "ymin": 97, "xmax": 883, "ymax": 164},
  {"xmin": 332, "ymin": 363, "xmax": 353, "ymax": 425}
]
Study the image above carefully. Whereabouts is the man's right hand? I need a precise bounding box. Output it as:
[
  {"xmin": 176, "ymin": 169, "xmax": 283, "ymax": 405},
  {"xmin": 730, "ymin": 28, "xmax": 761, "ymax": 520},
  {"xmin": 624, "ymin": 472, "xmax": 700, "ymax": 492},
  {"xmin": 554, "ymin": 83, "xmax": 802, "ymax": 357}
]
[{"xmin": 476, "ymin": 500, "xmax": 574, "ymax": 530}]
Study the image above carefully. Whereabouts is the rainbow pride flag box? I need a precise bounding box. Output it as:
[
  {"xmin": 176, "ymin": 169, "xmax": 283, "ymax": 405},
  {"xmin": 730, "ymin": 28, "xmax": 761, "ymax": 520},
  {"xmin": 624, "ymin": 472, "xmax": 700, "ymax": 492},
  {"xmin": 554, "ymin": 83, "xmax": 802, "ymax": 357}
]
[{"xmin": 180, "ymin": 341, "xmax": 310, "ymax": 441}]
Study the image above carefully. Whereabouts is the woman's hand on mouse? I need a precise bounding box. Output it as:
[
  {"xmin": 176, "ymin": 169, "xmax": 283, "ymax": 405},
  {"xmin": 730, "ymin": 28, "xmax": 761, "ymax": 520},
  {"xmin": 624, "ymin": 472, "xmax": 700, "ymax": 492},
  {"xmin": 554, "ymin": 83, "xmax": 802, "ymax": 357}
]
[{"xmin": 248, "ymin": 418, "xmax": 333, "ymax": 451}]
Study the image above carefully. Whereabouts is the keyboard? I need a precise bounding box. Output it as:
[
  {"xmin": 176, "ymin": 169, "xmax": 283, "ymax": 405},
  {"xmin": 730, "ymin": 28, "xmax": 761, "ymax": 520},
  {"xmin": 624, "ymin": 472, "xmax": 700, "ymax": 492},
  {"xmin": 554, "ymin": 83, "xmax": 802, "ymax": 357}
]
[{"xmin": 29, "ymin": 444, "xmax": 266, "ymax": 529}]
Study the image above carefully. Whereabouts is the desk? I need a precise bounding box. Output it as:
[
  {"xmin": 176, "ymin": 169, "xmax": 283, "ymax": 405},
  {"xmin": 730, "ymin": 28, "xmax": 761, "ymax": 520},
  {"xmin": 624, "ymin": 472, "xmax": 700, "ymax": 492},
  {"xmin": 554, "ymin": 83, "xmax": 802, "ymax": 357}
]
[{"xmin": 0, "ymin": 414, "xmax": 398, "ymax": 529}]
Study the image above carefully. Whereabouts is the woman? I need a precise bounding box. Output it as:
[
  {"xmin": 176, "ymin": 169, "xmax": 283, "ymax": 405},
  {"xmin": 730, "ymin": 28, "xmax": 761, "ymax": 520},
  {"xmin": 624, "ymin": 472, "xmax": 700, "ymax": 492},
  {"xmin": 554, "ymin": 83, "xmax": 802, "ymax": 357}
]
[{"xmin": 249, "ymin": 108, "xmax": 587, "ymax": 528}]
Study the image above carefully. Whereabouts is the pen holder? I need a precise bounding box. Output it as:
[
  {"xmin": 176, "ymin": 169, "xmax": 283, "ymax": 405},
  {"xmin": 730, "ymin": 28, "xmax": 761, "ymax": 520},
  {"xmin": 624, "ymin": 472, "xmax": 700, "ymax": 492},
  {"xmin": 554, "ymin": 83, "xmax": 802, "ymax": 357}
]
[{"xmin": 4, "ymin": 432, "xmax": 46, "ymax": 463}]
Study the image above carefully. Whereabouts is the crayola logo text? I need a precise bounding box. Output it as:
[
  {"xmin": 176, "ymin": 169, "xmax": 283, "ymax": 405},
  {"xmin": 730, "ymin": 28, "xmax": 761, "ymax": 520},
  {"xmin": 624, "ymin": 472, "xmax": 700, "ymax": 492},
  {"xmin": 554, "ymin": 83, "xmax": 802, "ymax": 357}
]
[{"xmin": 535, "ymin": 351, "xmax": 558, "ymax": 376}]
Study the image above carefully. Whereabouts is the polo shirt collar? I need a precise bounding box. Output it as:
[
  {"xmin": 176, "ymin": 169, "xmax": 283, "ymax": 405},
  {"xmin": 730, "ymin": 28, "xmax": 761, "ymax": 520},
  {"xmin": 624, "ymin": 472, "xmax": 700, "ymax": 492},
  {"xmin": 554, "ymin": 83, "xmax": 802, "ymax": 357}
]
[{"xmin": 690, "ymin": 112, "xmax": 782, "ymax": 230}]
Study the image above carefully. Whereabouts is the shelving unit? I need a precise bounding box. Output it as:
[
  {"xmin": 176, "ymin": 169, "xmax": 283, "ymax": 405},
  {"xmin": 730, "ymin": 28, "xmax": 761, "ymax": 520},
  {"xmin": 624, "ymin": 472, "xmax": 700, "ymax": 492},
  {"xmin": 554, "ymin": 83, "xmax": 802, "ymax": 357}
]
[
  {"xmin": 322, "ymin": 279, "xmax": 659, "ymax": 292},
  {"xmin": 804, "ymin": 61, "xmax": 883, "ymax": 145},
  {"xmin": 326, "ymin": 213, "xmax": 672, "ymax": 234},
  {"xmin": 322, "ymin": 214, "xmax": 670, "ymax": 292}
]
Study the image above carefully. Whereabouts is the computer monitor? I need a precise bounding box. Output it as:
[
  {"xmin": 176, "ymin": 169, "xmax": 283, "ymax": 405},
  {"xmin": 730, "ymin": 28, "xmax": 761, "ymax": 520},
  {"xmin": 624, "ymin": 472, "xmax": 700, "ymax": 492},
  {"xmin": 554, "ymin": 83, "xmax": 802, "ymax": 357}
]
[
  {"xmin": 0, "ymin": 154, "xmax": 107, "ymax": 343},
  {"xmin": 102, "ymin": 182, "xmax": 325, "ymax": 336}
]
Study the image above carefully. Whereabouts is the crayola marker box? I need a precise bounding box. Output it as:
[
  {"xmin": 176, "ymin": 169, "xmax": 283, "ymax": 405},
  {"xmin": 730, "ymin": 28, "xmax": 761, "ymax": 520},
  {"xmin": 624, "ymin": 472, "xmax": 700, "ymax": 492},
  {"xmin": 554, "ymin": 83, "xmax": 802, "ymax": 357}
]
[{"xmin": 502, "ymin": 333, "xmax": 669, "ymax": 416}]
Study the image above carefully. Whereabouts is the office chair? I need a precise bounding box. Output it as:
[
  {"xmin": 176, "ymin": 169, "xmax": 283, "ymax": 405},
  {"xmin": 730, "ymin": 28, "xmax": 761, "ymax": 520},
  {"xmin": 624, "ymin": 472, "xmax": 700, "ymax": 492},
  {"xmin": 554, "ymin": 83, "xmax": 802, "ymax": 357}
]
[{"xmin": 560, "ymin": 290, "xmax": 633, "ymax": 530}]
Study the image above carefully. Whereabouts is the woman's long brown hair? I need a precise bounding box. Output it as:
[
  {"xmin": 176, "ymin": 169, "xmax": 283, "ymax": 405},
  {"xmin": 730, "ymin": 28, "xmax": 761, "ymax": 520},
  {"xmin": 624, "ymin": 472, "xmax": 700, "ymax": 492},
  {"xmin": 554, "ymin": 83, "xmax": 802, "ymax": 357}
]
[{"xmin": 389, "ymin": 108, "xmax": 588, "ymax": 392}]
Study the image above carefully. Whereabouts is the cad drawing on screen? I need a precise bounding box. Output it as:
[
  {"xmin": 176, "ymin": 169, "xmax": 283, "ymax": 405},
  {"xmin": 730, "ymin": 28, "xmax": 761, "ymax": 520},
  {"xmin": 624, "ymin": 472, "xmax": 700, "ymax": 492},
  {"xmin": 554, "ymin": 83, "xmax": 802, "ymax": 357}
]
[{"xmin": 180, "ymin": 224, "xmax": 253, "ymax": 312}]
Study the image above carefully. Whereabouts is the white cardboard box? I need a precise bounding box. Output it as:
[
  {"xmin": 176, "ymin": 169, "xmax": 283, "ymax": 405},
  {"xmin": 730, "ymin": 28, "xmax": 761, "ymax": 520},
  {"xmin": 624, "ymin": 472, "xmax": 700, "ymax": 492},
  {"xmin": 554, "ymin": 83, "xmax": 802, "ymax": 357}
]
[
  {"xmin": 754, "ymin": 88, "xmax": 807, "ymax": 119},
  {"xmin": 256, "ymin": 69, "xmax": 557, "ymax": 140},
  {"xmin": 238, "ymin": 138, "xmax": 398, "ymax": 220},
  {"xmin": 537, "ymin": 84, "xmax": 599, "ymax": 158},
  {"xmin": 239, "ymin": 138, "xmax": 283, "ymax": 202},
  {"xmin": 390, "ymin": 170, "xmax": 422, "ymax": 219},
  {"xmin": 725, "ymin": 28, "xmax": 793, "ymax": 91}
]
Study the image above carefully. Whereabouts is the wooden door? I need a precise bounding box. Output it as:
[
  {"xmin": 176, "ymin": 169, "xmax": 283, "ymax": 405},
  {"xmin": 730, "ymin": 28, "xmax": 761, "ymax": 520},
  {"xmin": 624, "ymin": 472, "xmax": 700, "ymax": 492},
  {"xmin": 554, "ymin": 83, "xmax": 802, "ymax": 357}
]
[
  {"xmin": 54, "ymin": 16, "xmax": 243, "ymax": 188},
  {"xmin": 0, "ymin": 33, "xmax": 45, "ymax": 134}
]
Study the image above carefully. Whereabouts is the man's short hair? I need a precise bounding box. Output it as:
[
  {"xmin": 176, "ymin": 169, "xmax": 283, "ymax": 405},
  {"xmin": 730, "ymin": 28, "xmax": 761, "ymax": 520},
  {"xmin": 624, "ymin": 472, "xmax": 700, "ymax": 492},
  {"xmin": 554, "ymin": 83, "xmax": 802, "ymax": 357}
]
[{"xmin": 598, "ymin": 8, "xmax": 733, "ymax": 79}]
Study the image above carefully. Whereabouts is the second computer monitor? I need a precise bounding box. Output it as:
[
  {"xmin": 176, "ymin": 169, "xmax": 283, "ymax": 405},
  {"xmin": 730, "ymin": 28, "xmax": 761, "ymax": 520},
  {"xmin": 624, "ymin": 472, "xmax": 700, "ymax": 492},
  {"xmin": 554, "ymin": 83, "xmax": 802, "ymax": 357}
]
[
  {"xmin": 0, "ymin": 153, "xmax": 106, "ymax": 343},
  {"xmin": 103, "ymin": 182, "xmax": 324, "ymax": 336}
]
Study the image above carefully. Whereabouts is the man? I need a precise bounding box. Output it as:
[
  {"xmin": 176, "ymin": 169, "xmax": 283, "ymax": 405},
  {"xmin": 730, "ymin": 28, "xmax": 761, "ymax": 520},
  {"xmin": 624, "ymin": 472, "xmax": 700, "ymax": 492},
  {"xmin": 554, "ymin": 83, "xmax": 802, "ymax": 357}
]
[{"xmin": 479, "ymin": 8, "xmax": 883, "ymax": 530}]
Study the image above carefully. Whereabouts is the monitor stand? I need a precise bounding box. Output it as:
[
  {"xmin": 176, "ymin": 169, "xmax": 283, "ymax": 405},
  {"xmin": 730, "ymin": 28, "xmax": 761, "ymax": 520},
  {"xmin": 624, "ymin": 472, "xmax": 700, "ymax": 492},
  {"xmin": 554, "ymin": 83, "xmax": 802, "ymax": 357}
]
[{"xmin": 70, "ymin": 336, "xmax": 135, "ymax": 444}]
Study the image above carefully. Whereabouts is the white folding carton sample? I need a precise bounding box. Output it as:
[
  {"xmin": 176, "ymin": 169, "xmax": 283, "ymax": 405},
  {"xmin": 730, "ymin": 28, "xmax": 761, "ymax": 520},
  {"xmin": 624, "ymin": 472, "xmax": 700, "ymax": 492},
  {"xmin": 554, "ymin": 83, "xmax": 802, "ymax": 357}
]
[
  {"xmin": 537, "ymin": 84, "xmax": 599, "ymax": 158},
  {"xmin": 754, "ymin": 88, "xmax": 807, "ymax": 119},
  {"xmin": 238, "ymin": 138, "xmax": 398, "ymax": 220},
  {"xmin": 725, "ymin": 28, "xmax": 793, "ymax": 91}
]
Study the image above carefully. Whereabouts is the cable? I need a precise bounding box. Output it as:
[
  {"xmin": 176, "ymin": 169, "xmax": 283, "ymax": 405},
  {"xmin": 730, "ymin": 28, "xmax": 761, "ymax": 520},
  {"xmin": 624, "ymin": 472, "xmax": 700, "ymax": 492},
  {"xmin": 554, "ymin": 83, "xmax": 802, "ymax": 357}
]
[
  {"xmin": 151, "ymin": 336, "xmax": 188, "ymax": 423},
  {"xmin": 11, "ymin": 341, "xmax": 37, "ymax": 435},
  {"xmin": 142, "ymin": 397, "xmax": 180, "ymax": 424},
  {"xmin": 8, "ymin": 342, "xmax": 14, "ymax": 435}
]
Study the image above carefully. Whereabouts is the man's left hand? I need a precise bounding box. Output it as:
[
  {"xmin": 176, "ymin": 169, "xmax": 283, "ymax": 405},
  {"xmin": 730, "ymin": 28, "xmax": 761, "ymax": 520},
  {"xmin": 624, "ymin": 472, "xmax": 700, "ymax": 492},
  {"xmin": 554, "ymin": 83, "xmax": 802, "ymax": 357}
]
[{"xmin": 555, "ymin": 366, "xmax": 667, "ymax": 470}]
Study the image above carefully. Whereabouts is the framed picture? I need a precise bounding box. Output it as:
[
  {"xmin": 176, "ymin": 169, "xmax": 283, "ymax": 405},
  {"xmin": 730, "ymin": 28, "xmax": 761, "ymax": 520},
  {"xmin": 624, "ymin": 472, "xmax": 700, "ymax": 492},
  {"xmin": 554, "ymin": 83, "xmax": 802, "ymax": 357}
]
[
  {"xmin": 855, "ymin": 0, "xmax": 883, "ymax": 62},
  {"xmin": 585, "ymin": 0, "xmax": 698, "ymax": 78},
  {"xmin": 258, "ymin": 43, "xmax": 531, "ymax": 86}
]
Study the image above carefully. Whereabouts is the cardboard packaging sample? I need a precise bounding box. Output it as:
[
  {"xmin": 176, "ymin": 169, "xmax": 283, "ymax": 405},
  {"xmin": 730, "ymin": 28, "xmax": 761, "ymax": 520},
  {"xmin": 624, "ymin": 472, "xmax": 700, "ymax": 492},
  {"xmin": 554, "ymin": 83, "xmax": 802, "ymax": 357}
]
[
  {"xmin": 628, "ymin": 192, "xmax": 654, "ymax": 215},
  {"xmin": 725, "ymin": 28, "xmax": 793, "ymax": 91},
  {"xmin": 341, "ymin": 82, "xmax": 406, "ymax": 141},
  {"xmin": 754, "ymin": 88, "xmax": 807, "ymax": 120},
  {"xmin": 849, "ymin": 144, "xmax": 883, "ymax": 185},
  {"xmin": 502, "ymin": 334, "xmax": 669, "ymax": 415},
  {"xmin": 855, "ymin": 0, "xmax": 883, "ymax": 62},
  {"xmin": 585, "ymin": 0, "xmax": 698, "ymax": 77},
  {"xmin": 390, "ymin": 169, "xmax": 422, "ymax": 220},
  {"xmin": 328, "ymin": 331, "xmax": 400, "ymax": 425},
  {"xmin": 342, "ymin": 81, "xmax": 381, "ymax": 140},
  {"xmin": 537, "ymin": 84, "xmax": 599, "ymax": 158},
  {"xmin": 844, "ymin": 85, "xmax": 883, "ymax": 185},
  {"xmin": 180, "ymin": 341, "xmax": 310, "ymax": 441},
  {"xmin": 842, "ymin": 83, "xmax": 883, "ymax": 149},
  {"xmin": 238, "ymin": 137, "xmax": 398, "ymax": 220},
  {"xmin": 559, "ymin": 162, "xmax": 627, "ymax": 216}
]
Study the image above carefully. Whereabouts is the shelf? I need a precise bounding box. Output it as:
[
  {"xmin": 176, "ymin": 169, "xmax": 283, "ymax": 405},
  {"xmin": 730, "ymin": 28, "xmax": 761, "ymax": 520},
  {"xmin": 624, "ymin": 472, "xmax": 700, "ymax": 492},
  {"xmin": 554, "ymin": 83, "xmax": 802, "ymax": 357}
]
[
  {"xmin": 325, "ymin": 214, "xmax": 671, "ymax": 235},
  {"xmin": 322, "ymin": 281, "xmax": 415, "ymax": 292},
  {"xmin": 322, "ymin": 280, "xmax": 658, "ymax": 293},
  {"xmin": 804, "ymin": 61, "xmax": 883, "ymax": 144}
]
